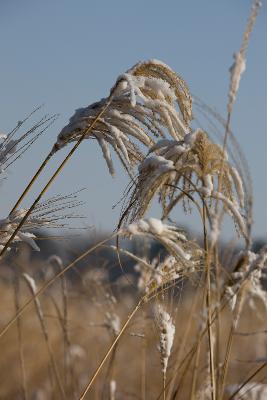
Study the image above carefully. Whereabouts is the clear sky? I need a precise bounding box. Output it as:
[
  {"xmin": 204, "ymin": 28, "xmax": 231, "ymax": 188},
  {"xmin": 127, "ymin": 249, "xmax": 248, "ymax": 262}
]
[{"xmin": 0, "ymin": 0, "xmax": 266, "ymax": 240}]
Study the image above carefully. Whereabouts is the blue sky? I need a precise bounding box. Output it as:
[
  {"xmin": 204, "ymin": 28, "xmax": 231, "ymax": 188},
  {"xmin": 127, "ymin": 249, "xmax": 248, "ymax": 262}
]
[{"xmin": 0, "ymin": 0, "xmax": 266, "ymax": 239}]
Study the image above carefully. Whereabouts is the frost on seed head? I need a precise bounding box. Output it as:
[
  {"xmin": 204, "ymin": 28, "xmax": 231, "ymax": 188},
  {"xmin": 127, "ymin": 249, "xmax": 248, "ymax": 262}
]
[
  {"xmin": 22, "ymin": 273, "xmax": 37, "ymax": 294},
  {"xmin": 110, "ymin": 380, "xmax": 117, "ymax": 400},
  {"xmin": 0, "ymin": 192, "xmax": 83, "ymax": 254},
  {"xmin": 104, "ymin": 312, "xmax": 121, "ymax": 337},
  {"xmin": 54, "ymin": 60, "xmax": 192, "ymax": 176},
  {"xmin": 124, "ymin": 218, "xmax": 197, "ymax": 264},
  {"xmin": 0, "ymin": 109, "xmax": 57, "ymax": 182},
  {"xmin": 228, "ymin": 0, "xmax": 262, "ymax": 114},
  {"xmin": 135, "ymin": 255, "xmax": 180, "ymax": 294},
  {"xmin": 123, "ymin": 129, "xmax": 247, "ymax": 239},
  {"xmin": 156, "ymin": 304, "xmax": 175, "ymax": 374},
  {"xmin": 224, "ymin": 246, "xmax": 267, "ymax": 315}
]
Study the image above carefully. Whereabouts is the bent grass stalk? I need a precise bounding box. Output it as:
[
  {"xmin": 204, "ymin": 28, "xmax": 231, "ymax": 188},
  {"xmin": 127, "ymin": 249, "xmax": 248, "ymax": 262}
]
[{"xmin": 0, "ymin": 94, "xmax": 114, "ymax": 260}]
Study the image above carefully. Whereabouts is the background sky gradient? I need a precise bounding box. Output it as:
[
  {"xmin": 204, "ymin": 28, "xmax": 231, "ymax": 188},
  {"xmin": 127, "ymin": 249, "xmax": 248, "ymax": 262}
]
[{"xmin": 0, "ymin": 0, "xmax": 266, "ymax": 240}]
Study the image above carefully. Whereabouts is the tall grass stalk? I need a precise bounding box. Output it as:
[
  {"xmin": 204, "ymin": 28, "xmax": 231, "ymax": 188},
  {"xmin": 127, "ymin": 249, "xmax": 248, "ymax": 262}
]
[
  {"xmin": 203, "ymin": 199, "xmax": 216, "ymax": 400},
  {"xmin": 214, "ymin": 2, "xmax": 262, "ymax": 396}
]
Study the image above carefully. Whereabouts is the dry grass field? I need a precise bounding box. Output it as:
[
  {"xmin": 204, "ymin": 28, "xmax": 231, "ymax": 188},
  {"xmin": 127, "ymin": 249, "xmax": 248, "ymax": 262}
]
[
  {"xmin": 0, "ymin": 247, "xmax": 267, "ymax": 399},
  {"xmin": 0, "ymin": 1, "xmax": 266, "ymax": 399}
]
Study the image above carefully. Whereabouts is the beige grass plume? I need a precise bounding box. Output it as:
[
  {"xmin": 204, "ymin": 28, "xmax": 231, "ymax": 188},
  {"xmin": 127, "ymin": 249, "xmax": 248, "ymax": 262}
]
[
  {"xmin": 0, "ymin": 109, "xmax": 57, "ymax": 179},
  {"xmin": 124, "ymin": 217, "xmax": 196, "ymax": 263},
  {"xmin": 134, "ymin": 251, "xmax": 201, "ymax": 295},
  {"xmin": 228, "ymin": 0, "xmax": 262, "ymax": 114},
  {"xmin": 224, "ymin": 246, "xmax": 267, "ymax": 314},
  {"xmin": 156, "ymin": 304, "xmax": 175, "ymax": 400},
  {"xmin": 0, "ymin": 61, "xmax": 192, "ymax": 258},
  {"xmin": 53, "ymin": 60, "xmax": 192, "ymax": 176},
  {"xmin": 0, "ymin": 191, "xmax": 83, "ymax": 252},
  {"xmin": 124, "ymin": 129, "xmax": 248, "ymax": 238}
]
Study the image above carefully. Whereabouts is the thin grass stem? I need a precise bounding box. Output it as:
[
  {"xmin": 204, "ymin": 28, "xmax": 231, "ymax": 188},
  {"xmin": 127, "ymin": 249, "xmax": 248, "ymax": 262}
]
[
  {"xmin": 203, "ymin": 199, "xmax": 216, "ymax": 400},
  {"xmin": 79, "ymin": 297, "xmax": 145, "ymax": 400},
  {"xmin": 0, "ymin": 95, "xmax": 114, "ymax": 260},
  {"xmin": 9, "ymin": 150, "xmax": 54, "ymax": 215}
]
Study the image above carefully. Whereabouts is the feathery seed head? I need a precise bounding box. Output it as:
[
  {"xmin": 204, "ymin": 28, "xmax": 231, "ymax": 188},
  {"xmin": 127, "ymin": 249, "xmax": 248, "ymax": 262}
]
[
  {"xmin": 124, "ymin": 129, "xmax": 247, "ymax": 239},
  {"xmin": 54, "ymin": 60, "xmax": 192, "ymax": 176},
  {"xmin": 104, "ymin": 312, "xmax": 121, "ymax": 336},
  {"xmin": 135, "ymin": 255, "xmax": 182, "ymax": 294},
  {"xmin": 124, "ymin": 218, "xmax": 195, "ymax": 263},
  {"xmin": 0, "ymin": 192, "xmax": 84, "ymax": 253},
  {"xmin": 156, "ymin": 304, "xmax": 175, "ymax": 374}
]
